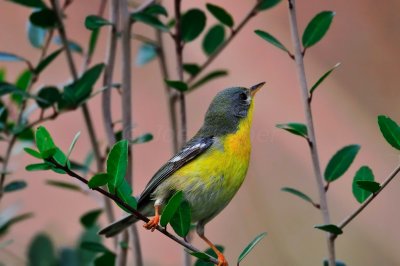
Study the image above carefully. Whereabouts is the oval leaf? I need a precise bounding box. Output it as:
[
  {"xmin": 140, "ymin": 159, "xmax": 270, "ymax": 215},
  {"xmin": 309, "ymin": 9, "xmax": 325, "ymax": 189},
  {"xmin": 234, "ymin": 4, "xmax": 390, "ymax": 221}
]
[
  {"xmin": 26, "ymin": 163, "xmax": 52, "ymax": 171},
  {"xmin": 257, "ymin": 0, "xmax": 282, "ymax": 11},
  {"xmin": 30, "ymin": 9, "xmax": 58, "ymax": 28},
  {"xmin": 35, "ymin": 126, "xmax": 57, "ymax": 158},
  {"xmin": 352, "ymin": 166, "xmax": 374, "ymax": 203},
  {"xmin": 183, "ymin": 63, "xmax": 201, "ymax": 76},
  {"xmin": 237, "ymin": 232, "xmax": 267, "ymax": 264},
  {"xmin": 165, "ymin": 79, "xmax": 188, "ymax": 92},
  {"xmin": 160, "ymin": 191, "xmax": 183, "ymax": 227},
  {"xmin": 4, "ymin": 180, "xmax": 27, "ymax": 193},
  {"xmin": 377, "ymin": 115, "xmax": 400, "ymax": 150},
  {"xmin": 314, "ymin": 224, "xmax": 342, "ymax": 235},
  {"xmin": 276, "ymin": 123, "xmax": 308, "ymax": 138},
  {"xmin": 28, "ymin": 233, "xmax": 57, "ymax": 265},
  {"xmin": 302, "ymin": 11, "xmax": 335, "ymax": 48},
  {"xmin": 85, "ymin": 15, "xmax": 112, "ymax": 30},
  {"xmin": 170, "ymin": 200, "xmax": 191, "ymax": 237},
  {"xmin": 36, "ymin": 86, "xmax": 61, "ymax": 108},
  {"xmin": 24, "ymin": 147, "xmax": 42, "ymax": 159},
  {"xmin": 88, "ymin": 173, "xmax": 112, "ymax": 189},
  {"xmin": 255, "ymin": 30, "xmax": 289, "ymax": 53},
  {"xmin": 202, "ymin": 24, "xmax": 225, "ymax": 56},
  {"xmin": 80, "ymin": 209, "xmax": 103, "ymax": 228},
  {"xmin": 181, "ymin": 9, "xmax": 206, "ymax": 43},
  {"xmin": 135, "ymin": 43, "xmax": 157, "ymax": 66},
  {"xmin": 356, "ymin": 180, "xmax": 380, "ymax": 193},
  {"xmin": 206, "ymin": 3, "xmax": 234, "ymax": 27},
  {"xmin": 324, "ymin": 145, "xmax": 360, "ymax": 182},
  {"xmin": 28, "ymin": 22, "xmax": 47, "ymax": 48},
  {"xmin": 106, "ymin": 140, "xmax": 128, "ymax": 192}
]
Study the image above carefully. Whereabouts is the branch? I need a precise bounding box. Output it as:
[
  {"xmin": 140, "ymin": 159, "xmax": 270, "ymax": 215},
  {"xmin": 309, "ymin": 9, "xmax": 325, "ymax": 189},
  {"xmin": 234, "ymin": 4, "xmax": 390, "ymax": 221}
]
[
  {"xmin": 186, "ymin": 1, "xmax": 260, "ymax": 85},
  {"xmin": 46, "ymin": 159, "xmax": 219, "ymax": 265},
  {"xmin": 338, "ymin": 164, "xmax": 400, "ymax": 230},
  {"xmin": 287, "ymin": 0, "xmax": 335, "ymax": 265}
]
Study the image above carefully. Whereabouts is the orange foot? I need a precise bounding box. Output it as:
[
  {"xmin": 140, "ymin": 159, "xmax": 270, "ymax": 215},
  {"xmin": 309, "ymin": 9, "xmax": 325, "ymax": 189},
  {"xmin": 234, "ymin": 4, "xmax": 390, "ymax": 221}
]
[
  {"xmin": 143, "ymin": 215, "xmax": 160, "ymax": 232},
  {"xmin": 217, "ymin": 253, "xmax": 228, "ymax": 266}
]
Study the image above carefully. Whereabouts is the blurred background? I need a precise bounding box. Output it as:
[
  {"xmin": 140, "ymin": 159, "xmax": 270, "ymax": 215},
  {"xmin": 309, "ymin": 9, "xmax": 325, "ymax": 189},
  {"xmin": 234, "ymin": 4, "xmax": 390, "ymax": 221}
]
[{"xmin": 1, "ymin": 0, "xmax": 400, "ymax": 265}]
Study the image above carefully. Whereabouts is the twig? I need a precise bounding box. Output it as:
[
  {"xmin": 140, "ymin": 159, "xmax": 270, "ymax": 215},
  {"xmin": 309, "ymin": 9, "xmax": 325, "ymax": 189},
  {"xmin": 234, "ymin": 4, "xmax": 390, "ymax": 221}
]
[
  {"xmin": 186, "ymin": 1, "xmax": 260, "ymax": 85},
  {"xmin": 287, "ymin": 0, "xmax": 335, "ymax": 265},
  {"xmin": 338, "ymin": 164, "xmax": 400, "ymax": 230},
  {"xmin": 46, "ymin": 159, "xmax": 219, "ymax": 265}
]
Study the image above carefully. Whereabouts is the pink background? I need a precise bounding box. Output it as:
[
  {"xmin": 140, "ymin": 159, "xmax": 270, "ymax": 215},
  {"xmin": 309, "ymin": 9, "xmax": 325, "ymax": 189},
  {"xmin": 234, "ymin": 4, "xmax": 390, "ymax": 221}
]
[{"xmin": 1, "ymin": 0, "xmax": 400, "ymax": 265}]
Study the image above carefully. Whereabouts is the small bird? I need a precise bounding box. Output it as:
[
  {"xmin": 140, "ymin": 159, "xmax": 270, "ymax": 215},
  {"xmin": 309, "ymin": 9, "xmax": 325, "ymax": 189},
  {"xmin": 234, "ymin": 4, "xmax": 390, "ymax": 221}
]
[{"xmin": 99, "ymin": 82, "xmax": 265, "ymax": 266}]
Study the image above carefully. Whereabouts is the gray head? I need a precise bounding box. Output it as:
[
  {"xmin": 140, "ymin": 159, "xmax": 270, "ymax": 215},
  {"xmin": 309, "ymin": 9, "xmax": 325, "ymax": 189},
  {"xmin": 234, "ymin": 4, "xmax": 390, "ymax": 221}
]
[{"xmin": 197, "ymin": 82, "xmax": 265, "ymax": 136}]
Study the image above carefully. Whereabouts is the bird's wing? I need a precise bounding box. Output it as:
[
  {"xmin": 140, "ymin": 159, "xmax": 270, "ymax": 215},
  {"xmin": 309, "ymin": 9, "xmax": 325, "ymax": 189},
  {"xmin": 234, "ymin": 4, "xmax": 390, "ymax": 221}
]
[{"xmin": 138, "ymin": 136, "xmax": 214, "ymax": 206}]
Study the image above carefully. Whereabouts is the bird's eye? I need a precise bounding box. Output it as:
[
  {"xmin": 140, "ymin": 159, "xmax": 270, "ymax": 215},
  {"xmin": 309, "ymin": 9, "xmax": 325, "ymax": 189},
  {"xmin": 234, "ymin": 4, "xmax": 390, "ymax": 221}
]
[{"xmin": 239, "ymin": 92, "xmax": 248, "ymax": 101}]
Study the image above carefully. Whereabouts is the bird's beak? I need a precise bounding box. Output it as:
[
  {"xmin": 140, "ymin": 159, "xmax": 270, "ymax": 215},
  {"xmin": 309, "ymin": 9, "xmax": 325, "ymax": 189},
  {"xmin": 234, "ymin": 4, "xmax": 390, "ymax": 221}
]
[{"xmin": 249, "ymin": 82, "xmax": 265, "ymax": 97}]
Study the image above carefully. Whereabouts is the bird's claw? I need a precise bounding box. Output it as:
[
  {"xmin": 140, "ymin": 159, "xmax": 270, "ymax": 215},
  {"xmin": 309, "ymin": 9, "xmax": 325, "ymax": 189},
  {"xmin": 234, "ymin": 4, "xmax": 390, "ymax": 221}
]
[
  {"xmin": 143, "ymin": 215, "xmax": 160, "ymax": 232},
  {"xmin": 217, "ymin": 253, "xmax": 228, "ymax": 266}
]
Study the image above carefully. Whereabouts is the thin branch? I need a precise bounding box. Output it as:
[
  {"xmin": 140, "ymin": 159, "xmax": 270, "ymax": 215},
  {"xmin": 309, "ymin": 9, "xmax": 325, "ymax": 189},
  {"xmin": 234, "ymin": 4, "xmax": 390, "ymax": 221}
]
[
  {"xmin": 46, "ymin": 159, "xmax": 219, "ymax": 265},
  {"xmin": 287, "ymin": 0, "xmax": 335, "ymax": 265},
  {"xmin": 338, "ymin": 164, "xmax": 400, "ymax": 230},
  {"xmin": 186, "ymin": 1, "xmax": 260, "ymax": 85}
]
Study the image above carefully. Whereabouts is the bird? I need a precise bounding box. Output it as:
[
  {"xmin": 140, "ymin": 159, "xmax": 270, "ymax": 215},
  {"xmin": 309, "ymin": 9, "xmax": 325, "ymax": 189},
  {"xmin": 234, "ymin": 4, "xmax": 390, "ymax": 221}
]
[{"xmin": 99, "ymin": 82, "xmax": 265, "ymax": 266}]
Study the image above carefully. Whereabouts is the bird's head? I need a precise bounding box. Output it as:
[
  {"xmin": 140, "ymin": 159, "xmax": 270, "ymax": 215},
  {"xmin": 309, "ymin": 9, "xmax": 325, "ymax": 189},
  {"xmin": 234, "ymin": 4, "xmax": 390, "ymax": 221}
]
[{"xmin": 198, "ymin": 82, "xmax": 265, "ymax": 136}]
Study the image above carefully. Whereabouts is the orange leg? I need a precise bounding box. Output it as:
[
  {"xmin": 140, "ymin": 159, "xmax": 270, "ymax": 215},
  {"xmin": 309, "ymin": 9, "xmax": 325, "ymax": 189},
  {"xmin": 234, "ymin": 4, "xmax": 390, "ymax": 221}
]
[
  {"xmin": 143, "ymin": 205, "xmax": 160, "ymax": 232},
  {"xmin": 199, "ymin": 234, "xmax": 228, "ymax": 266}
]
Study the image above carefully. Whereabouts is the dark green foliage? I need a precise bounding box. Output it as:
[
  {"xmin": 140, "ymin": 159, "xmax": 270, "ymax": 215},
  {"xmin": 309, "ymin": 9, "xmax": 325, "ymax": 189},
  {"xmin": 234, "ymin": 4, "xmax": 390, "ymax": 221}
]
[
  {"xmin": 45, "ymin": 180, "xmax": 82, "ymax": 192},
  {"xmin": 24, "ymin": 147, "xmax": 42, "ymax": 159},
  {"xmin": 35, "ymin": 48, "xmax": 63, "ymax": 74},
  {"xmin": 88, "ymin": 29, "xmax": 100, "ymax": 58},
  {"xmin": 35, "ymin": 126, "xmax": 57, "ymax": 158},
  {"xmin": 165, "ymin": 79, "xmax": 188, "ymax": 92},
  {"xmin": 257, "ymin": 0, "xmax": 282, "ymax": 11},
  {"xmin": 324, "ymin": 145, "xmax": 360, "ymax": 182},
  {"xmin": 135, "ymin": 43, "xmax": 157, "ymax": 66},
  {"xmin": 310, "ymin": 63, "xmax": 340, "ymax": 96},
  {"xmin": 36, "ymin": 86, "xmax": 61, "ymax": 108},
  {"xmin": 9, "ymin": 0, "xmax": 46, "ymax": 8},
  {"xmin": 94, "ymin": 251, "xmax": 116, "ymax": 266},
  {"xmin": 190, "ymin": 70, "xmax": 228, "ymax": 90},
  {"xmin": 237, "ymin": 232, "xmax": 267, "ymax": 264},
  {"xmin": 195, "ymin": 245, "xmax": 224, "ymax": 266},
  {"xmin": 281, "ymin": 187, "xmax": 315, "ymax": 206},
  {"xmin": 29, "ymin": 8, "xmax": 58, "ymax": 28},
  {"xmin": 131, "ymin": 133, "xmax": 153, "ymax": 144},
  {"xmin": 160, "ymin": 191, "xmax": 183, "ymax": 227},
  {"xmin": 254, "ymin": 30, "xmax": 290, "ymax": 53},
  {"xmin": 88, "ymin": 173, "xmax": 112, "ymax": 189},
  {"xmin": 4, "ymin": 180, "xmax": 27, "ymax": 193},
  {"xmin": 314, "ymin": 224, "xmax": 343, "ymax": 235},
  {"xmin": 106, "ymin": 140, "xmax": 128, "ymax": 192},
  {"xmin": 80, "ymin": 209, "xmax": 102, "ymax": 228},
  {"xmin": 276, "ymin": 123, "xmax": 308, "ymax": 138},
  {"xmin": 356, "ymin": 181, "xmax": 380, "ymax": 193},
  {"xmin": 115, "ymin": 179, "xmax": 138, "ymax": 211},
  {"xmin": 143, "ymin": 4, "xmax": 168, "ymax": 17},
  {"xmin": 352, "ymin": 166, "xmax": 375, "ymax": 203},
  {"xmin": 302, "ymin": 11, "xmax": 335, "ymax": 48},
  {"xmin": 206, "ymin": 3, "xmax": 234, "ymax": 27},
  {"xmin": 183, "ymin": 63, "xmax": 201, "ymax": 76},
  {"xmin": 85, "ymin": 15, "xmax": 112, "ymax": 30},
  {"xmin": 16, "ymin": 127, "xmax": 35, "ymax": 141},
  {"xmin": 377, "ymin": 115, "xmax": 400, "ymax": 150},
  {"xmin": 181, "ymin": 9, "xmax": 207, "ymax": 42},
  {"xmin": 203, "ymin": 24, "xmax": 225, "ymax": 56},
  {"xmin": 170, "ymin": 200, "xmax": 191, "ymax": 237},
  {"xmin": 12, "ymin": 69, "xmax": 32, "ymax": 105},
  {"xmin": 28, "ymin": 233, "xmax": 57, "ymax": 266},
  {"xmin": 26, "ymin": 163, "xmax": 52, "ymax": 171}
]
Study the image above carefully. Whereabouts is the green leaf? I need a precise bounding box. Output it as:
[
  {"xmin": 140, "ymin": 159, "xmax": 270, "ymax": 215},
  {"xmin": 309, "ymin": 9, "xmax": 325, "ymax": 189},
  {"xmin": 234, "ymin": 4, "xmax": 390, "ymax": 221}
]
[
  {"xmin": 46, "ymin": 180, "xmax": 82, "ymax": 192},
  {"xmin": 160, "ymin": 191, "xmax": 183, "ymax": 227},
  {"xmin": 135, "ymin": 43, "xmax": 157, "ymax": 66},
  {"xmin": 314, "ymin": 224, "xmax": 343, "ymax": 235},
  {"xmin": 324, "ymin": 145, "xmax": 360, "ymax": 182},
  {"xmin": 131, "ymin": 13, "xmax": 169, "ymax": 32},
  {"xmin": 206, "ymin": 3, "xmax": 234, "ymax": 27},
  {"xmin": 237, "ymin": 232, "xmax": 267, "ymax": 264},
  {"xmin": 143, "ymin": 4, "xmax": 168, "ymax": 17},
  {"xmin": 66, "ymin": 131, "xmax": 81, "ymax": 162},
  {"xmin": 183, "ymin": 63, "xmax": 201, "ymax": 76},
  {"xmin": 190, "ymin": 70, "xmax": 228, "ymax": 91},
  {"xmin": 59, "ymin": 248, "xmax": 79, "ymax": 266},
  {"xmin": 94, "ymin": 251, "xmax": 116, "ymax": 266},
  {"xmin": 4, "ymin": 180, "xmax": 27, "ymax": 193},
  {"xmin": 77, "ymin": 225, "xmax": 101, "ymax": 265},
  {"xmin": 0, "ymin": 52, "xmax": 27, "ymax": 62},
  {"xmin": 53, "ymin": 36, "xmax": 83, "ymax": 54},
  {"xmin": 85, "ymin": 15, "xmax": 112, "ymax": 31},
  {"xmin": 26, "ymin": 163, "xmax": 52, "ymax": 171},
  {"xmin": 16, "ymin": 127, "xmax": 35, "ymax": 141},
  {"xmin": 352, "ymin": 166, "xmax": 374, "ymax": 203},
  {"xmin": 0, "ymin": 212, "xmax": 33, "ymax": 236},
  {"xmin": 53, "ymin": 147, "xmax": 68, "ymax": 167},
  {"xmin": 257, "ymin": 0, "xmax": 282, "ymax": 11},
  {"xmin": 323, "ymin": 259, "xmax": 347, "ymax": 266},
  {"xmin": 35, "ymin": 48, "xmax": 63, "ymax": 74},
  {"xmin": 356, "ymin": 180, "xmax": 380, "ymax": 193},
  {"xmin": 80, "ymin": 241, "xmax": 109, "ymax": 253},
  {"xmin": 302, "ymin": 11, "xmax": 335, "ymax": 48},
  {"xmin": 170, "ymin": 200, "xmax": 191, "ymax": 237},
  {"xmin": 28, "ymin": 233, "xmax": 57, "ymax": 266},
  {"xmin": 195, "ymin": 245, "xmax": 224, "ymax": 266},
  {"xmin": 377, "ymin": 115, "xmax": 400, "ymax": 150},
  {"xmin": 181, "ymin": 9, "xmax": 207, "ymax": 42},
  {"xmin": 9, "ymin": 0, "xmax": 46, "ymax": 8},
  {"xmin": 80, "ymin": 209, "xmax": 103, "ymax": 228},
  {"xmin": 202, "ymin": 24, "xmax": 225, "ymax": 56},
  {"xmin": 165, "ymin": 79, "xmax": 188, "ymax": 92},
  {"xmin": 281, "ymin": 187, "xmax": 315, "ymax": 206},
  {"xmin": 106, "ymin": 140, "xmax": 128, "ymax": 191},
  {"xmin": 28, "ymin": 22, "xmax": 47, "ymax": 48},
  {"xmin": 88, "ymin": 173, "xmax": 112, "ymax": 189},
  {"xmin": 24, "ymin": 147, "xmax": 42, "ymax": 159},
  {"xmin": 131, "ymin": 133, "xmax": 153, "ymax": 144},
  {"xmin": 254, "ymin": 30, "xmax": 289, "ymax": 53},
  {"xmin": 35, "ymin": 126, "xmax": 57, "ymax": 158},
  {"xmin": 12, "ymin": 69, "xmax": 32, "ymax": 105},
  {"xmin": 29, "ymin": 8, "xmax": 58, "ymax": 28},
  {"xmin": 88, "ymin": 29, "xmax": 100, "ymax": 58},
  {"xmin": 310, "ymin": 63, "xmax": 340, "ymax": 95},
  {"xmin": 115, "ymin": 179, "xmax": 138, "ymax": 211},
  {"xmin": 276, "ymin": 123, "xmax": 308, "ymax": 138},
  {"xmin": 36, "ymin": 86, "xmax": 61, "ymax": 108}
]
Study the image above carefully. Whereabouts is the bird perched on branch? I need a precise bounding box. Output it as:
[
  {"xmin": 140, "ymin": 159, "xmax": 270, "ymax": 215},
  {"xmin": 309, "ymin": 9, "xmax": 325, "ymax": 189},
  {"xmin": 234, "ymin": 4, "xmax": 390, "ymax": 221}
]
[{"xmin": 99, "ymin": 82, "xmax": 265, "ymax": 266}]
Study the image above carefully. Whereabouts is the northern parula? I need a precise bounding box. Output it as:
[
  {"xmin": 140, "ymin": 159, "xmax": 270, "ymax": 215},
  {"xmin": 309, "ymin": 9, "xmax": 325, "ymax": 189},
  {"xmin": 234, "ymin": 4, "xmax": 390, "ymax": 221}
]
[{"xmin": 99, "ymin": 82, "xmax": 265, "ymax": 266}]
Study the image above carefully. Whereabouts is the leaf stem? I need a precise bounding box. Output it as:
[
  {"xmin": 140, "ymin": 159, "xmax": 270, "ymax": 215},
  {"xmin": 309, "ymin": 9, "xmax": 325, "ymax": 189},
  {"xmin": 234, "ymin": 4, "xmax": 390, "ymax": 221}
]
[{"xmin": 287, "ymin": 0, "xmax": 335, "ymax": 265}]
